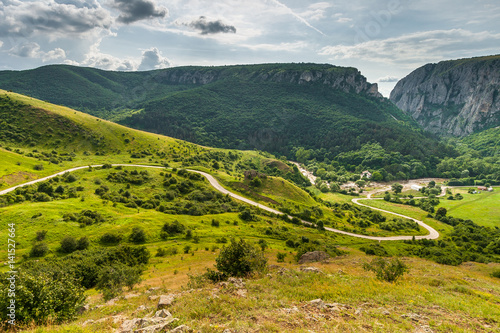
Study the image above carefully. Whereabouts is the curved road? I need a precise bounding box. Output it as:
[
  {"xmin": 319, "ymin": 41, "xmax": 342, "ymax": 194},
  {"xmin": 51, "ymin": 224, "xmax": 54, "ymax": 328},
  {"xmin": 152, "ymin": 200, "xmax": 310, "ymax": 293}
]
[{"xmin": 0, "ymin": 164, "xmax": 439, "ymax": 241}]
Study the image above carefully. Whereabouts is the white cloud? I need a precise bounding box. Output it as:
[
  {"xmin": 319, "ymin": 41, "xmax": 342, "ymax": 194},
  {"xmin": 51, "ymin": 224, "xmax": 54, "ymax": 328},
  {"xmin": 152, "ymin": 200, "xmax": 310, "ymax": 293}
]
[
  {"xmin": 241, "ymin": 41, "xmax": 308, "ymax": 52},
  {"xmin": 301, "ymin": 2, "xmax": 333, "ymax": 21},
  {"xmin": 8, "ymin": 41, "xmax": 66, "ymax": 61},
  {"xmin": 319, "ymin": 29, "xmax": 500, "ymax": 67},
  {"xmin": 42, "ymin": 47, "xmax": 66, "ymax": 61},
  {"xmin": 79, "ymin": 41, "xmax": 137, "ymax": 70},
  {"xmin": 138, "ymin": 47, "xmax": 171, "ymax": 71},
  {"xmin": 377, "ymin": 75, "xmax": 399, "ymax": 83}
]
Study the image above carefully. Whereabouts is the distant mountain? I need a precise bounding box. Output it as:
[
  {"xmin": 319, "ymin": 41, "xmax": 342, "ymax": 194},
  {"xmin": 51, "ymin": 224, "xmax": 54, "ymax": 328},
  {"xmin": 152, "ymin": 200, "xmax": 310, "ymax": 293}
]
[
  {"xmin": 390, "ymin": 55, "xmax": 500, "ymax": 137},
  {"xmin": 0, "ymin": 63, "xmax": 452, "ymax": 162}
]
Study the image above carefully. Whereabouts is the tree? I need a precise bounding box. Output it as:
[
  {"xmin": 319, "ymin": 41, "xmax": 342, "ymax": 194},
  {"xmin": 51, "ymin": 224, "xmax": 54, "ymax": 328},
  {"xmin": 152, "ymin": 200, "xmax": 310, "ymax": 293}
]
[
  {"xmin": 215, "ymin": 238, "xmax": 267, "ymax": 277},
  {"xmin": 391, "ymin": 183, "xmax": 403, "ymax": 194},
  {"xmin": 363, "ymin": 257, "xmax": 409, "ymax": 282},
  {"xmin": 371, "ymin": 171, "xmax": 383, "ymax": 181},
  {"xmin": 435, "ymin": 207, "xmax": 447, "ymax": 218}
]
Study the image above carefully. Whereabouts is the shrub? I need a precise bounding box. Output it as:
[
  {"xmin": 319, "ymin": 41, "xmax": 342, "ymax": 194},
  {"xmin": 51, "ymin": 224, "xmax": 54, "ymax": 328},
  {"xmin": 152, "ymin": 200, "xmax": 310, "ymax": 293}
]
[
  {"xmin": 215, "ymin": 238, "xmax": 267, "ymax": 278},
  {"xmin": 33, "ymin": 164, "xmax": 44, "ymax": 171},
  {"xmin": 36, "ymin": 230, "xmax": 48, "ymax": 241},
  {"xmin": 129, "ymin": 227, "xmax": 146, "ymax": 244},
  {"xmin": 277, "ymin": 252, "xmax": 286, "ymax": 262},
  {"xmin": 60, "ymin": 236, "xmax": 78, "ymax": 254},
  {"xmin": 96, "ymin": 264, "xmax": 142, "ymax": 301},
  {"xmin": 30, "ymin": 242, "xmax": 49, "ymax": 257},
  {"xmin": 491, "ymin": 270, "xmax": 500, "ymax": 279},
  {"xmin": 100, "ymin": 233, "xmax": 122, "ymax": 245},
  {"xmin": 238, "ymin": 209, "xmax": 255, "ymax": 221},
  {"xmin": 0, "ymin": 270, "xmax": 85, "ymax": 325},
  {"xmin": 211, "ymin": 219, "xmax": 220, "ymax": 227},
  {"xmin": 162, "ymin": 220, "xmax": 185, "ymax": 234},
  {"xmin": 363, "ymin": 257, "xmax": 409, "ymax": 282},
  {"xmin": 76, "ymin": 236, "xmax": 90, "ymax": 251}
]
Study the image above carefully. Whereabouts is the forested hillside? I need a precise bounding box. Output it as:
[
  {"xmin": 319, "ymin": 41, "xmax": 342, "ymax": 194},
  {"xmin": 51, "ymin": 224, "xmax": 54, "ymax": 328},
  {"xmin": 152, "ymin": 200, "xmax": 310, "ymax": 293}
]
[{"xmin": 0, "ymin": 63, "xmax": 457, "ymax": 179}]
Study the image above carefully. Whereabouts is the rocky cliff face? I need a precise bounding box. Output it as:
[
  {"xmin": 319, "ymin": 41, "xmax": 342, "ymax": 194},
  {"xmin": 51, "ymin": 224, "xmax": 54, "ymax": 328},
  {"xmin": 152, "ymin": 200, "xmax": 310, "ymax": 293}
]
[
  {"xmin": 390, "ymin": 55, "xmax": 500, "ymax": 136},
  {"xmin": 155, "ymin": 64, "xmax": 382, "ymax": 98}
]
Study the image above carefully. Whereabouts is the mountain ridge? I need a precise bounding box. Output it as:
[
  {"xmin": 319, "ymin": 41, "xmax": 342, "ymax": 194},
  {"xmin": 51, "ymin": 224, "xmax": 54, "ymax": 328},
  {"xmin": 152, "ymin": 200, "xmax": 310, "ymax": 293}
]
[{"xmin": 390, "ymin": 54, "xmax": 500, "ymax": 136}]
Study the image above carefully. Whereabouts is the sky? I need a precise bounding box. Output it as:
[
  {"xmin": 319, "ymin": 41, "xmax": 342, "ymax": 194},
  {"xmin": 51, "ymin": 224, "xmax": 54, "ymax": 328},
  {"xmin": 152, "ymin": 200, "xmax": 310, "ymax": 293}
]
[{"xmin": 0, "ymin": 0, "xmax": 499, "ymax": 96}]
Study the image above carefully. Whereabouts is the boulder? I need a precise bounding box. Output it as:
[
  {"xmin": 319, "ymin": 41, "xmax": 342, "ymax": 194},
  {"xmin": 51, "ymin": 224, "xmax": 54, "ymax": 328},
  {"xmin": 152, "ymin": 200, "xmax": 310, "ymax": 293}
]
[
  {"xmin": 298, "ymin": 251, "xmax": 330, "ymax": 264},
  {"xmin": 157, "ymin": 294, "xmax": 175, "ymax": 309}
]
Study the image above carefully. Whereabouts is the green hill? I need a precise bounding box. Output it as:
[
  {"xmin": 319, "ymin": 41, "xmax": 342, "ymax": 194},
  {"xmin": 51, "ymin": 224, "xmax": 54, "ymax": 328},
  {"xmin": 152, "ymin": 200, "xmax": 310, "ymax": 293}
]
[{"xmin": 0, "ymin": 64, "xmax": 456, "ymax": 175}]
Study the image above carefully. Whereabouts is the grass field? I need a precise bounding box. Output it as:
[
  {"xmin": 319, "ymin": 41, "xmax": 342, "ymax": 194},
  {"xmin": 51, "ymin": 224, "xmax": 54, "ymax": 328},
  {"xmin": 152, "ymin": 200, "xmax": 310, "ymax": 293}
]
[{"xmin": 438, "ymin": 187, "xmax": 500, "ymax": 228}]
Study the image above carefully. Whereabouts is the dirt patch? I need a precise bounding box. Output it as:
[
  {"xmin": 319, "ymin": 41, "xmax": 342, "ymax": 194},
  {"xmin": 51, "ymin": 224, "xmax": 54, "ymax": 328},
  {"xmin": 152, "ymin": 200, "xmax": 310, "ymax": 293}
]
[{"xmin": 0, "ymin": 171, "xmax": 37, "ymax": 186}]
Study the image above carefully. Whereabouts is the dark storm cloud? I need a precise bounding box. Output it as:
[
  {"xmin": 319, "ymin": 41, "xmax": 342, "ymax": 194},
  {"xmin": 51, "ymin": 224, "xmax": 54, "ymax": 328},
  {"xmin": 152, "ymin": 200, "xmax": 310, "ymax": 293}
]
[
  {"xmin": 187, "ymin": 16, "xmax": 236, "ymax": 35},
  {"xmin": 113, "ymin": 0, "xmax": 168, "ymax": 24}
]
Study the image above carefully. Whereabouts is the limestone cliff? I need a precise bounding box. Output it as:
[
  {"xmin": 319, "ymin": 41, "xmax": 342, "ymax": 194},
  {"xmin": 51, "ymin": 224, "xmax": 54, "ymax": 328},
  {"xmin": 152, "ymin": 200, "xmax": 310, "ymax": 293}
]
[
  {"xmin": 390, "ymin": 55, "xmax": 500, "ymax": 136},
  {"xmin": 154, "ymin": 64, "xmax": 382, "ymax": 98}
]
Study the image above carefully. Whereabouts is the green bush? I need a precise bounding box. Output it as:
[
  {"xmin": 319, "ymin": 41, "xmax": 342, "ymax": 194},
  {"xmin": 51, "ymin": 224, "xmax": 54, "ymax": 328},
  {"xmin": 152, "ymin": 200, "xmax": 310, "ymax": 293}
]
[
  {"xmin": 129, "ymin": 227, "xmax": 146, "ymax": 244},
  {"xmin": 0, "ymin": 270, "xmax": 85, "ymax": 325},
  {"xmin": 30, "ymin": 242, "xmax": 49, "ymax": 257},
  {"xmin": 363, "ymin": 257, "xmax": 409, "ymax": 283},
  {"xmin": 96, "ymin": 264, "xmax": 142, "ymax": 301},
  {"xmin": 215, "ymin": 238, "xmax": 267, "ymax": 278},
  {"xmin": 277, "ymin": 252, "xmax": 286, "ymax": 263},
  {"xmin": 100, "ymin": 233, "xmax": 122, "ymax": 245},
  {"xmin": 60, "ymin": 236, "xmax": 78, "ymax": 253}
]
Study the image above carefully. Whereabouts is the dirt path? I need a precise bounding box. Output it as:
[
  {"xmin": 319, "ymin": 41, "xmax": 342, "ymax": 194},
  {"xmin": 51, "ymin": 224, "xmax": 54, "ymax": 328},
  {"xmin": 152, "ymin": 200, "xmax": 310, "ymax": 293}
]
[{"xmin": 0, "ymin": 164, "xmax": 439, "ymax": 241}]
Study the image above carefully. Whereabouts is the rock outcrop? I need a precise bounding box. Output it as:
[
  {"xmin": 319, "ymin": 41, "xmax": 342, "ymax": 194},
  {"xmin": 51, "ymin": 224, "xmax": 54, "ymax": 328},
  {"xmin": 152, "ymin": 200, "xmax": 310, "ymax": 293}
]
[
  {"xmin": 390, "ymin": 55, "xmax": 500, "ymax": 136},
  {"xmin": 153, "ymin": 64, "xmax": 383, "ymax": 98}
]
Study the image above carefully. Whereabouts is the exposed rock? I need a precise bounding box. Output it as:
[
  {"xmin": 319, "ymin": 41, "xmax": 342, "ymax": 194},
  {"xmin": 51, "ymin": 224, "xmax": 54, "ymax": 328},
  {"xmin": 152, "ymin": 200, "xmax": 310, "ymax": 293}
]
[
  {"xmin": 77, "ymin": 304, "xmax": 90, "ymax": 315},
  {"xmin": 148, "ymin": 295, "xmax": 160, "ymax": 301},
  {"xmin": 125, "ymin": 293, "xmax": 140, "ymax": 299},
  {"xmin": 401, "ymin": 313, "xmax": 428, "ymax": 322},
  {"xmin": 282, "ymin": 306, "xmax": 300, "ymax": 314},
  {"xmin": 300, "ymin": 266, "xmax": 322, "ymax": 274},
  {"xmin": 135, "ymin": 305, "xmax": 148, "ymax": 312},
  {"xmin": 309, "ymin": 299, "xmax": 325, "ymax": 309},
  {"xmin": 298, "ymin": 251, "xmax": 330, "ymax": 264},
  {"xmin": 154, "ymin": 309, "xmax": 172, "ymax": 318},
  {"xmin": 106, "ymin": 297, "xmax": 120, "ymax": 305},
  {"xmin": 157, "ymin": 294, "xmax": 176, "ymax": 309},
  {"xmin": 390, "ymin": 55, "xmax": 500, "ymax": 136},
  {"xmin": 170, "ymin": 325, "xmax": 192, "ymax": 332},
  {"xmin": 155, "ymin": 65, "xmax": 382, "ymax": 98},
  {"xmin": 415, "ymin": 325, "xmax": 434, "ymax": 333}
]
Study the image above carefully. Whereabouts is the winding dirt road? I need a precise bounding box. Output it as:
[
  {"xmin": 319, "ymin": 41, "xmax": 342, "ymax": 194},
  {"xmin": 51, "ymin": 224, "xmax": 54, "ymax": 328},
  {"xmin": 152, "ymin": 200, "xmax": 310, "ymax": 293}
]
[{"xmin": 0, "ymin": 164, "xmax": 439, "ymax": 241}]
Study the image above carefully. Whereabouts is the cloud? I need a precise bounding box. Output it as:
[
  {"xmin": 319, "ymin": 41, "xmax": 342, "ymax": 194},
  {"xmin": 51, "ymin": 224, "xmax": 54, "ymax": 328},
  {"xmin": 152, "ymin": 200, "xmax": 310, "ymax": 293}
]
[
  {"xmin": 80, "ymin": 41, "xmax": 137, "ymax": 70},
  {"xmin": 268, "ymin": 0, "xmax": 325, "ymax": 36},
  {"xmin": 138, "ymin": 47, "xmax": 170, "ymax": 70},
  {"xmin": 0, "ymin": 0, "xmax": 113, "ymax": 38},
  {"xmin": 8, "ymin": 41, "xmax": 66, "ymax": 61},
  {"xmin": 186, "ymin": 16, "xmax": 236, "ymax": 35},
  {"xmin": 9, "ymin": 42, "xmax": 41, "ymax": 57},
  {"xmin": 301, "ymin": 2, "xmax": 333, "ymax": 21},
  {"xmin": 377, "ymin": 75, "xmax": 399, "ymax": 82},
  {"xmin": 42, "ymin": 47, "xmax": 66, "ymax": 61},
  {"xmin": 112, "ymin": 0, "xmax": 168, "ymax": 24},
  {"xmin": 319, "ymin": 29, "xmax": 500, "ymax": 66},
  {"xmin": 242, "ymin": 41, "xmax": 308, "ymax": 52}
]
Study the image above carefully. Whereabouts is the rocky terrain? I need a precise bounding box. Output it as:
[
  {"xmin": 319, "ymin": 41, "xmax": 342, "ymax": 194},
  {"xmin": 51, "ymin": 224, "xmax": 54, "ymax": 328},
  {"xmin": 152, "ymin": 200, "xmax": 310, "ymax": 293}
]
[{"xmin": 390, "ymin": 55, "xmax": 500, "ymax": 136}]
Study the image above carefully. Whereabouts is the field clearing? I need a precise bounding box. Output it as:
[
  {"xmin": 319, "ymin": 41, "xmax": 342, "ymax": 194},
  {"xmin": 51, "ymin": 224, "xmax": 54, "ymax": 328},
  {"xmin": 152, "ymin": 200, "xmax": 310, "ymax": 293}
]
[{"xmin": 438, "ymin": 188, "xmax": 500, "ymax": 228}]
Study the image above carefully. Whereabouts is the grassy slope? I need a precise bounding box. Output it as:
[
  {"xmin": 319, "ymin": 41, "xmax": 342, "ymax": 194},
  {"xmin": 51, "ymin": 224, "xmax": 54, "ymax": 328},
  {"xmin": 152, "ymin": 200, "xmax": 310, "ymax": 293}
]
[
  {"xmin": 438, "ymin": 188, "xmax": 500, "ymax": 227},
  {"xmin": 21, "ymin": 253, "xmax": 500, "ymax": 333},
  {"xmin": 0, "ymin": 91, "xmax": 499, "ymax": 332}
]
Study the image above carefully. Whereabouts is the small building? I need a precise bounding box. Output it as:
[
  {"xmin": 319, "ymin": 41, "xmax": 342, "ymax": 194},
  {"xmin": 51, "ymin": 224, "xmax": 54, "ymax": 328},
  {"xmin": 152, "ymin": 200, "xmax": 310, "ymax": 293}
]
[
  {"xmin": 477, "ymin": 186, "xmax": 488, "ymax": 191},
  {"xmin": 411, "ymin": 184, "xmax": 423, "ymax": 191},
  {"xmin": 360, "ymin": 170, "xmax": 372, "ymax": 179}
]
